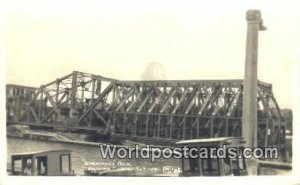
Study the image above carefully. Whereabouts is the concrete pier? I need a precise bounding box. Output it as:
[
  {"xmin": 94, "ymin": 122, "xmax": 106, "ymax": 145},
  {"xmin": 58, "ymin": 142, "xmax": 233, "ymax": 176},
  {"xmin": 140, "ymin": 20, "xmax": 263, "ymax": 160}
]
[{"xmin": 242, "ymin": 10, "xmax": 266, "ymax": 148}]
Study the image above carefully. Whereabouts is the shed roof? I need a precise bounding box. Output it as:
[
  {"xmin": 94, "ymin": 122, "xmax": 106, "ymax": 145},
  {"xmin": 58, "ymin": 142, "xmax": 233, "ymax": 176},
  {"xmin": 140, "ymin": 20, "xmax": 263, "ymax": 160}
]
[
  {"xmin": 175, "ymin": 137, "xmax": 245, "ymax": 145},
  {"xmin": 11, "ymin": 150, "xmax": 71, "ymax": 158}
]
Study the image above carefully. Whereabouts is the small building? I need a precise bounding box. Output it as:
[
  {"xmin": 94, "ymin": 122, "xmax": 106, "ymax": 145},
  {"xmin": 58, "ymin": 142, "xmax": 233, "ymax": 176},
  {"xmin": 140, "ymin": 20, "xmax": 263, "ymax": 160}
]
[
  {"xmin": 175, "ymin": 137, "xmax": 247, "ymax": 176},
  {"xmin": 10, "ymin": 150, "xmax": 73, "ymax": 176}
]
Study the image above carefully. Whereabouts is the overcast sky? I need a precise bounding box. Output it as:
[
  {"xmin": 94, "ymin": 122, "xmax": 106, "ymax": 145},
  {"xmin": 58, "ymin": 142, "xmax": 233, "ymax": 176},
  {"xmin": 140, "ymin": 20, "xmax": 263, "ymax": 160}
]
[{"xmin": 4, "ymin": 0, "xmax": 300, "ymax": 109}]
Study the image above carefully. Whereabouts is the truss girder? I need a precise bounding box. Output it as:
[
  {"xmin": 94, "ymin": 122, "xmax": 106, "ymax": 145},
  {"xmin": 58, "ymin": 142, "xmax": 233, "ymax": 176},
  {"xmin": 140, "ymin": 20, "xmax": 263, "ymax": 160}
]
[{"xmin": 6, "ymin": 71, "xmax": 286, "ymax": 148}]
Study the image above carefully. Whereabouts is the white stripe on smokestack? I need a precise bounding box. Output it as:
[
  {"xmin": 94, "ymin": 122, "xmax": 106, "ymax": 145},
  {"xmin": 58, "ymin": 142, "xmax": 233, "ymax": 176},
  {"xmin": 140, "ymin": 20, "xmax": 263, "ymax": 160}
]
[{"xmin": 242, "ymin": 10, "xmax": 266, "ymax": 148}]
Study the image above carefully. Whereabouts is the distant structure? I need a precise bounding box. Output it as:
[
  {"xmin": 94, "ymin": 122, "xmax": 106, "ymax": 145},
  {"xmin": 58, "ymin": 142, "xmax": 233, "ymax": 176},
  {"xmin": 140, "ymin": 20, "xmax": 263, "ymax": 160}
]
[
  {"xmin": 6, "ymin": 10, "xmax": 286, "ymax": 150},
  {"xmin": 6, "ymin": 71, "xmax": 286, "ymax": 148}
]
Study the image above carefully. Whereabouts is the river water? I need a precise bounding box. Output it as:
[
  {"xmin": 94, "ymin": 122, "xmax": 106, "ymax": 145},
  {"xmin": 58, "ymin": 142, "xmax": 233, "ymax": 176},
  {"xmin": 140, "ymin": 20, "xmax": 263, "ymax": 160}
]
[
  {"xmin": 7, "ymin": 137, "xmax": 181, "ymax": 176},
  {"xmin": 7, "ymin": 137, "xmax": 292, "ymax": 176}
]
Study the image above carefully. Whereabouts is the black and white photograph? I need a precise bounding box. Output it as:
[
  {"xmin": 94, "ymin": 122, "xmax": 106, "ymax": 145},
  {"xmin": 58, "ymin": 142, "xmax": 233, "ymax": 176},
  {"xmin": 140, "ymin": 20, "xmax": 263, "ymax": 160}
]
[{"xmin": 1, "ymin": 0, "xmax": 300, "ymax": 184}]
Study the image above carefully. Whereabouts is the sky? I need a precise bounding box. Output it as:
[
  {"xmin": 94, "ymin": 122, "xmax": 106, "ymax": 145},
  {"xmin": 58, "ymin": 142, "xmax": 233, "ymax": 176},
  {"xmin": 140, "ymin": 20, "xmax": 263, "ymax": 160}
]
[{"xmin": 3, "ymin": 0, "xmax": 300, "ymax": 109}]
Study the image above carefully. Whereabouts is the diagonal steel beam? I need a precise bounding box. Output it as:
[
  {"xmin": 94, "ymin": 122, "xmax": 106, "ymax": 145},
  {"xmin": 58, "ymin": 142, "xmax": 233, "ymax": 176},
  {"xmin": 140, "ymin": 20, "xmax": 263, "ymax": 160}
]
[
  {"xmin": 137, "ymin": 89, "xmax": 153, "ymax": 112},
  {"xmin": 93, "ymin": 109, "xmax": 109, "ymax": 127},
  {"xmin": 226, "ymin": 91, "xmax": 241, "ymax": 116},
  {"xmin": 160, "ymin": 87, "xmax": 176, "ymax": 113},
  {"xmin": 212, "ymin": 90, "xmax": 226, "ymax": 116},
  {"xmin": 18, "ymin": 89, "xmax": 42, "ymax": 121},
  {"xmin": 198, "ymin": 87, "xmax": 222, "ymax": 115},
  {"xmin": 172, "ymin": 89, "xmax": 188, "ymax": 114},
  {"xmin": 148, "ymin": 92, "xmax": 164, "ymax": 113},
  {"xmin": 42, "ymin": 88, "xmax": 63, "ymax": 121},
  {"xmin": 30, "ymin": 106, "xmax": 40, "ymax": 123},
  {"xmin": 116, "ymin": 88, "xmax": 134, "ymax": 111},
  {"xmin": 126, "ymin": 87, "xmax": 143, "ymax": 112},
  {"xmin": 258, "ymin": 89, "xmax": 273, "ymax": 118},
  {"xmin": 271, "ymin": 96, "xmax": 283, "ymax": 120},
  {"xmin": 40, "ymin": 93, "xmax": 70, "ymax": 123},
  {"xmin": 76, "ymin": 82, "xmax": 114, "ymax": 124},
  {"xmin": 184, "ymin": 88, "xmax": 200, "ymax": 115}
]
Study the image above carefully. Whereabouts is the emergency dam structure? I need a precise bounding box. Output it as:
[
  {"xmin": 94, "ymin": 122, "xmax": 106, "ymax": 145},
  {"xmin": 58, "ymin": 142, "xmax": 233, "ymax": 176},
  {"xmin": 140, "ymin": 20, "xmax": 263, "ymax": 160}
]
[{"xmin": 6, "ymin": 70, "xmax": 286, "ymax": 149}]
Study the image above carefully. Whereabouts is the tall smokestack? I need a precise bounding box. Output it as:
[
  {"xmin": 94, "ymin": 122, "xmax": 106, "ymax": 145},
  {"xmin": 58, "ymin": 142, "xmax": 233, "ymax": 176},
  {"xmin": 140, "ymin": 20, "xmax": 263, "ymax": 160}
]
[{"xmin": 242, "ymin": 10, "xmax": 266, "ymax": 147}]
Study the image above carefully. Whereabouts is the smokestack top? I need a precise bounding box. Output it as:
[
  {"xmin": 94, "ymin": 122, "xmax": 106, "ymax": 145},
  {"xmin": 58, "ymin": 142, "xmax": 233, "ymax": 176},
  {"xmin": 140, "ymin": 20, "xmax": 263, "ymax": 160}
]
[{"xmin": 246, "ymin": 10, "xmax": 267, "ymax": 31}]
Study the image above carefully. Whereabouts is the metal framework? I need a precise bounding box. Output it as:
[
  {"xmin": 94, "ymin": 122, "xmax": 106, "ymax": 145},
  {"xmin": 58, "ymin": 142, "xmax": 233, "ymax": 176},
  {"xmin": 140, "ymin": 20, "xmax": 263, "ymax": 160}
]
[{"xmin": 6, "ymin": 71, "xmax": 286, "ymax": 148}]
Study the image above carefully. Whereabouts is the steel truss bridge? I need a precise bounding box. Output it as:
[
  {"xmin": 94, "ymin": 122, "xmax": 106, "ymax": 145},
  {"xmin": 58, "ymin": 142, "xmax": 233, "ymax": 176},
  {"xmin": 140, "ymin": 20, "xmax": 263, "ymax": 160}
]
[{"xmin": 6, "ymin": 71, "xmax": 286, "ymax": 148}]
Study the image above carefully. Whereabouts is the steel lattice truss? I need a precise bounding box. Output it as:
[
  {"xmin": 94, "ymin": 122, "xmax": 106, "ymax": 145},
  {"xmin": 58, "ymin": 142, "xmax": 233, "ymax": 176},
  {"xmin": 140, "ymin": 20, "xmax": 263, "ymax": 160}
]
[{"xmin": 6, "ymin": 71, "xmax": 286, "ymax": 148}]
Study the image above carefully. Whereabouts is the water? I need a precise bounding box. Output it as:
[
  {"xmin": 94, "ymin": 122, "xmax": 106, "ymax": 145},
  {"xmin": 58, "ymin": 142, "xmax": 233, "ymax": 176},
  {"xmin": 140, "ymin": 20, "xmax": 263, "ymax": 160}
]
[
  {"xmin": 7, "ymin": 137, "xmax": 291, "ymax": 176},
  {"xmin": 7, "ymin": 137, "xmax": 181, "ymax": 176}
]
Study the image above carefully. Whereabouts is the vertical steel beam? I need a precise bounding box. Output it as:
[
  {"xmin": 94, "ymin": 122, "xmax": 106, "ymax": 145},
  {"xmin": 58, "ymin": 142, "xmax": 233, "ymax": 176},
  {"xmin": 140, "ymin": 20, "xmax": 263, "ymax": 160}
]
[
  {"xmin": 122, "ymin": 113, "xmax": 126, "ymax": 135},
  {"xmin": 169, "ymin": 116, "xmax": 173, "ymax": 139},
  {"xmin": 38, "ymin": 92, "xmax": 43, "ymax": 120},
  {"xmin": 182, "ymin": 117, "xmax": 186, "ymax": 139},
  {"xmin": 145, "ymin": 115, "xmax": 149, "ymax": 137},
  {"xmin": 55, "ymin": 80, "xmax": 60, "ymax": 122},
  {"xmin": 225, "ymin": 118, "xmax": 229, "ymax": 136},
  {"xmin": 70, "ymin": 71, "xmax": 78, "ymax": 118},
  {"xmin": 156, "ymin": 117, "xmax": 161, "ymax": 138},
  {"xmin": 210, "ymin": 119, "xmax": 214, "ymax": 137},
  {"xmin": 133, "ymin": 115, "xmax": 138, "ymax": 136},
  {"xmin": 196, "ymin": 118, "xmax": 200, "ymax": 138},
  {"xmin": 89, "ymin": 79, "xmax": 96, "ymax": 126}
]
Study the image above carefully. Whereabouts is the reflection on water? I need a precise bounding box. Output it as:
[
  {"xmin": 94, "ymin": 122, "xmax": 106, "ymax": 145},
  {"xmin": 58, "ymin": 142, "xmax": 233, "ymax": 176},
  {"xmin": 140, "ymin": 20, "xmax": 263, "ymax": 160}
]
[{"xmin": 7, "ymin": 137, "xmax": 181, "ymax": 175}]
